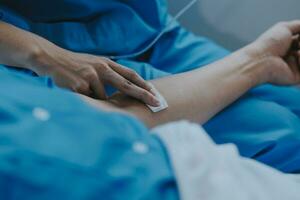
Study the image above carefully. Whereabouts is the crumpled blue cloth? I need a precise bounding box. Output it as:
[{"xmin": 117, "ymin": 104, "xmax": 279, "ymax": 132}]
[
  {"xmin": 1, "ymin": 0, "xmax": 300, "ymax": 185},
  {"xmin": 0, "ymin": 66, "xmax": 178, "ymax": 200}
]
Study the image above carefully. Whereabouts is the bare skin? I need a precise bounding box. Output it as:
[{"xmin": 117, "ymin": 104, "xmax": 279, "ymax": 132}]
[
  {"xmin": 82, "ymin": 21, "xmax": 300, "ymax": 128},
  {"xmin": 1, "ymin": 20, "xmax": 300, "ymax": 128},
  {"xmin": 0, "ymin": 21, "xmax": 159, "ymax": 106}
]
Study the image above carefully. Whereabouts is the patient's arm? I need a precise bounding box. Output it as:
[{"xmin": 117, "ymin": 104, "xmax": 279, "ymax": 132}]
[
  {"xmin": 81, "ymin": 46, "xmax": 269, "ymax": 128},
  {"xmin": 82, "ymin": 20, "xmax": 300, "ymax": 128}
]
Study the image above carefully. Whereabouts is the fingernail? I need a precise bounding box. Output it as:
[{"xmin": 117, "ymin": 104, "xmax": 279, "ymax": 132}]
[
  {"xmin": 146, "ymin": 83, "xmax": 152, "ymax": 89},
  {"xmin": 152, "ymin": 97, "xmax": 161, "ymax": 107},
  {"xmin": 150, "ymin": 88, "xmax": 157, "ymax": 96}
]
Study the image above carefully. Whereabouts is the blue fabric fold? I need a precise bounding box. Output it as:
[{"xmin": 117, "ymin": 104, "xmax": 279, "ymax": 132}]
[
  {"xmin": 2, "ymin": 1, "xmax": 300, "ymax": 199},
  {"xmin": 0, "ymin": 66, "xmax": 178, "ymax": 200}
]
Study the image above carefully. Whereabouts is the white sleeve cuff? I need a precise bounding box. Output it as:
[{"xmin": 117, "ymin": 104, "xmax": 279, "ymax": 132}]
[{"xmin": 152, "ymin": 121, "xmax": 300, "ymax": 200}]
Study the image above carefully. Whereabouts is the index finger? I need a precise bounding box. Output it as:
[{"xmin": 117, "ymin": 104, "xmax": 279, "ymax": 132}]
[
  {"xmin": 90, "ymin": 76, "xmax": 107, "ymax": 100},
  {"xmin": 109, "ymin": 62, "xmax": 153, "ymax": 92},
  {"xmin": 102, "ymin": 69, "xmax": 160, "ymax": 106}
]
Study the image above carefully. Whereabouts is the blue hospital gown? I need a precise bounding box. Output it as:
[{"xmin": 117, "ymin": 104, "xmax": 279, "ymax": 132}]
[
  {"xmin": 0, "ymin": 68, "xmax": 179, "ymax": 200},
  {"xmin": 1, "ymin": 0, "xmax": 300, "ymax": 175}
]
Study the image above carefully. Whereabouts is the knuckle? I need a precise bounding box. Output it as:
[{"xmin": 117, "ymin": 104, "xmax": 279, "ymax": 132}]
[
  {"xmin": 102, "ymin": 69, "xmax": 115, "ymax": 81},
  {"xmin": 100, "ymin": 57, "xmax": 111, "ymax": 62},
  {"xmin": 140, "ymin": 90, "xmax": 150, "ymax": 99},
  {"xmin": 120, "ymin": 81, "xmax": 132, "ymax": 91},
  {"xmin": 128, "ymin": 70, "xmax": 139, "ymax": 79},
  {"xmin": 83, "ymin": 70, "xmax": 98, "ymax": 81},
  {"xmin": 99, "ymin": 64, "xmax": 111, "ymax": 72},
  {"xmin": 73, "ymin": 80, "xmax": 89, "ymax": 93}
]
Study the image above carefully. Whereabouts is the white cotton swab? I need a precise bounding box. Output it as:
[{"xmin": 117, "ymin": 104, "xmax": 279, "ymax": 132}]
[{"xmin": 147, "ymin": 83, "xmax": 168, "ymax": 113}]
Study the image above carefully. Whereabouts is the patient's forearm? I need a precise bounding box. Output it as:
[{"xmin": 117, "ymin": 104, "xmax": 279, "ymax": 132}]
[{"xmin": 83, "ymin": 46, "xmax": 271, "ymax": 128}]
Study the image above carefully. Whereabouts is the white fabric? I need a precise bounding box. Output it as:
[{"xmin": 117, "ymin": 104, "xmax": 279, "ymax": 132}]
[{"xmin": 152, "ymin": 121, "xmax": 300, "ymax": 200}]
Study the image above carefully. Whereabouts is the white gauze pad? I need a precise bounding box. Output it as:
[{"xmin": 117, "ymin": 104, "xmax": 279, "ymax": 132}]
[{"xmin": 147, "ymin": 83, "xmax": 168, "ymax": 113}]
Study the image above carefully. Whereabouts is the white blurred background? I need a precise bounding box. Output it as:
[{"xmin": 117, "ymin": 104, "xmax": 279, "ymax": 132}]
[{"xmin": 168, "ymin": 0, "xmax": 300, "ymax": 50}]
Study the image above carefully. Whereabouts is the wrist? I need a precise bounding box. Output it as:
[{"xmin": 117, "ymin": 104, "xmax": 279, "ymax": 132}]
[
  {"xmin": 239, "ymin": 44, "xmax": 274, "ymax": 86},
  {"xmin": 243, "ymin": 42, "xmax": 272, "ymax": 60},
  {"xmin": 25, "ymin": 40, "xmax": 66, "ymax": 75}
]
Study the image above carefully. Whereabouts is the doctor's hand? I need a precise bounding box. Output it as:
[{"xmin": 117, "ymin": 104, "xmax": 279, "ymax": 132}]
[
  {"xmin": 0, "ymin": 21, "xmax": 159, "ymax": 106},
  {"xmin": 31, "ymin": 48, "xmax": 160, "ymax": 107},
  {"xmin": 247, "ymin": 20, "xmax": 300, "ymax": 86}
]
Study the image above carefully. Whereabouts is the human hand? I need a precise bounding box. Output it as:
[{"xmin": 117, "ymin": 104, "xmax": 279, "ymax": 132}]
[
  {"xmin": 31, "ymin": 47, "xmax": 160, "ymax": 106},
  {"xmin": 247, "ymin": 20, "xmax": 300, "ymax": 86}
]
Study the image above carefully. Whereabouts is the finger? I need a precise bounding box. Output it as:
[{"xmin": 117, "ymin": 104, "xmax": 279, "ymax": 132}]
[
  {"xmin": 286, "ymin": 53, "xmax": 299, "ymax": 74},
  {"xmin": 297, "ymin": 51, "xmax": 300, "ymax": 64},
  {"xmin": 291, "ymin": 35, "xmax": 300, "ymax": 51},
  {"xmin": 124, "ymin": 82, "xmax": 161, "ymax": 107},
  {"xmin": 89, "ymin": 75, "xmax": 107, "ymax": 100},
  {"xmin": 285, "ymin": 20, "xmax": 300, "ymax": 34},
  {"xmin": 286, "ymin": 53, "xmax": 300, "ymax": 84},
  {"xmin": 101, "ymin": 69, "xmax": 160, "ymax": 106},
  {"xmin": 296, "ymin": 51, "xmax": 300, "ymax": 72},
  {"xmin": 75, "ymin": 67, "xmax": 107, "ymax": 99},
  {"xmin": 74, "ymin": 80, "xmax": 92, "ymax": 96},
  {"xmin": 108, "ymin": 61, "xmax": 153, "ymax": 92}
]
